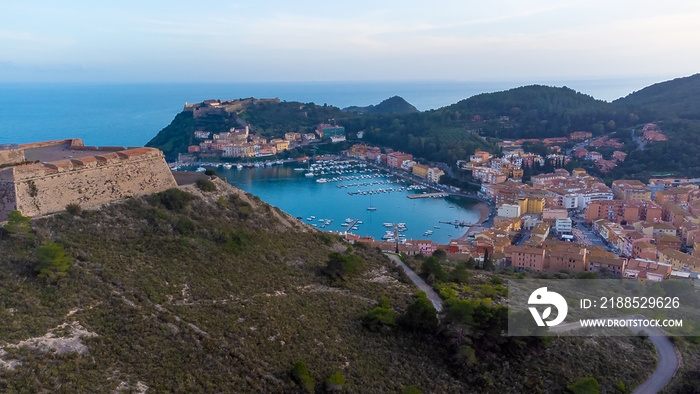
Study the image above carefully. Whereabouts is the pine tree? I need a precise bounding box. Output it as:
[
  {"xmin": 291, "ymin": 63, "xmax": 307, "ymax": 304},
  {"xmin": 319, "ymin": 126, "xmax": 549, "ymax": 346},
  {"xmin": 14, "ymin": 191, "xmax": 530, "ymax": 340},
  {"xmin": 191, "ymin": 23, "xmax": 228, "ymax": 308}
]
[{"xmin": 35, "ymin": 243, "xmax": 71, "ymax": 280}]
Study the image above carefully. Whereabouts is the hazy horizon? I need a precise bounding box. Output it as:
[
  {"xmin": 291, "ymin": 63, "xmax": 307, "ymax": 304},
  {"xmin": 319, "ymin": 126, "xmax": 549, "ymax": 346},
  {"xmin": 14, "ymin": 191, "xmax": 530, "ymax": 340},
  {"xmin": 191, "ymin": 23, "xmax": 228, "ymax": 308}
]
[{"xmin": 2, "ymin": 1, "xmax": 698, "ymax": 84}]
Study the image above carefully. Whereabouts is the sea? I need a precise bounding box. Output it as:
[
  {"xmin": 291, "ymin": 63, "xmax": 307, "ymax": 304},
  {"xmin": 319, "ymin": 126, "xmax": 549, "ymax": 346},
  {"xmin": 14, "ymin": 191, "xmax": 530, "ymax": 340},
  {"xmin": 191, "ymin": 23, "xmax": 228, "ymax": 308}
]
[
  {"xmin": 0, "ymin": 78, "xmax": 664, "ymax": 243},
  {"xmin": 195, "ymin": 163, "xmax": 482, "ymax": 245}
]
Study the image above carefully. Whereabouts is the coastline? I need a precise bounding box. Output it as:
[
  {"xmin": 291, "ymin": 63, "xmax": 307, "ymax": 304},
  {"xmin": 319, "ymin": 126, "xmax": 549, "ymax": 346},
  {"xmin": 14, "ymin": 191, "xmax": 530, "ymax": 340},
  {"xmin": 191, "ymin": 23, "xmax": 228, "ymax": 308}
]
[{"xmin": 475, "ymin": 202, "xmax": 491, "ymax": 224}]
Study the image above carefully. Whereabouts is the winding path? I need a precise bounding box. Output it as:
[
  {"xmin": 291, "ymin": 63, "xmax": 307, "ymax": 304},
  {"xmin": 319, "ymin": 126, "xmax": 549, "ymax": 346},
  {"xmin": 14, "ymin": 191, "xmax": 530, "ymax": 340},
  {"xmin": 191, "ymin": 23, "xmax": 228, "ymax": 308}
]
[
  {"xmin": 550, "ymin": 315, "xmax": 678, "ymax": 393},
  {"xmin": 385, "ymin": 253, "xmax": 443, "ymax": 312}
]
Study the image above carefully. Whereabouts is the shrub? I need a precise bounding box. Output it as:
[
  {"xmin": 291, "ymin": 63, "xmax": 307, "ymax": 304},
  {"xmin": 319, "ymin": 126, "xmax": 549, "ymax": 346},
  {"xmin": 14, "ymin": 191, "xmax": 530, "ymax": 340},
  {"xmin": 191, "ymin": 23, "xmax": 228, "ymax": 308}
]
[
  {"xmin": 65, "ymin": 203, "xmax": 82, "ymax": 216},
  {"xmin": 323, "ymin": 252, "xmax": 365, "ymax": 280},
  {"xmin": 35, "ymin": 243, "xmax": 72, "ymax": 280},
  {"xmin": 290, "ymin": 361, "xmax": 315, "ymax": 393},
  {"xmin": 362, "ymin": 297, "xmax": 396, "ymax": 331},
  {"xmin": 401, "ymin": 291, "xmax": 438, "ymax": 331},
  {"xmin": 567, "ymin": 377, "xmax": 599, "ymax": 394},
  {"xmin": 195, "ymin": 178, "xmax": 217, "ymax": 192},
  {"xmin": 4, "ymin": 210, "xmax": 33, "ymax": 241},
  {"xmin": 156, "ymin": 189, "xmax": 195, "ymax": 211},
  {"xmin": 204, "ymin": 168, "xmax": 218, "ymax": 177},
  {"xmin": 325, "ymin": 371, "xmax": 345, "ymax": 391}
]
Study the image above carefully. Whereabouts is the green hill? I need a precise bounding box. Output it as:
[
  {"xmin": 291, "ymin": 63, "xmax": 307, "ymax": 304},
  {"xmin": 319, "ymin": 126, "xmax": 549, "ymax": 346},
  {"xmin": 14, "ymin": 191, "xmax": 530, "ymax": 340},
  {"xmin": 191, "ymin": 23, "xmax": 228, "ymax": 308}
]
[
  {"xmin": 343, "ymin": 96, "xmax": 419, "ymax": 114},
  {"xmin": 0, "ymin": 180, "xmax": 662, "ymax": 392},
  {"xmin": 614, "ymin": 73, "xmax": 700, "ymax": 120}
]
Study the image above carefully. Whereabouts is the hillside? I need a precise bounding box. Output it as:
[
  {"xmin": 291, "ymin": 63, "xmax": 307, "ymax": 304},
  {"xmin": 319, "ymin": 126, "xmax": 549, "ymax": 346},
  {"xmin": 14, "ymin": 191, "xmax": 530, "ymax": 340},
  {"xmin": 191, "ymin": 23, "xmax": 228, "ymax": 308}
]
[
  {"xmin": 342, "ymin": 96, "xmax": 419, "ymax": 114},
  {"xmin": 615, "ymin": 73, "xmax": 700, "ymax": 120},
  {"xmin": 0, "ymin": 178, "xmax": 662, "ymax": 392}
]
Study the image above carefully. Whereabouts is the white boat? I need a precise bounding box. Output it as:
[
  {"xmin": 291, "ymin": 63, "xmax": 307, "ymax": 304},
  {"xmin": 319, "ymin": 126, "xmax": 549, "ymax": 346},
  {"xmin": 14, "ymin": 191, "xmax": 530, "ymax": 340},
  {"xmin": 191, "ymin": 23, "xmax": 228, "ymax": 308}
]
[
  {"xmin": 383, "ymin": 223, "xmax": 393, "ymax": 227},
  {"xmin": 305, "ymin": 172, "xmax": 315, "ymax": 177},
  {"xmin": 236, "ymin": 164, "xmax": 243, "ymax": 170},
  {"xmin": 319, "ymin": 219, "xmax": 325, "ymax": 222},
  {"xmin": 357, "ymin": 221, "xmax": 363, "ymax": 224},
  {"xmin": 223, "ymin": 164, "xmax": 233, "ymax": 169},
  {"xmin": 294, "ymin": 168, "xmax": 306, "ymax": 171},
  {"xmin": 310, "ymin": 216, "xmax": 316, "ymax": 219},
  {"xmin": 434, "ymin": 226, "xmax": 440, "ymax": 229},
  {"xmin": 195, "ymin": 167, "xmax": 206, "ymax": 172},
  {"xmin": 352, "ymin": 226, "xmax": 358, "ymax": 230},
  {"xmin": 367, "ymin": 207, "xmax": 377, "ymax": 211},
  {"xmin": 307, "ymin": 217, "xmax": 313, "ymax": 221},
  {"xmin": 316, "ymin": 178, "xmax": 328, "ymax": 183}
]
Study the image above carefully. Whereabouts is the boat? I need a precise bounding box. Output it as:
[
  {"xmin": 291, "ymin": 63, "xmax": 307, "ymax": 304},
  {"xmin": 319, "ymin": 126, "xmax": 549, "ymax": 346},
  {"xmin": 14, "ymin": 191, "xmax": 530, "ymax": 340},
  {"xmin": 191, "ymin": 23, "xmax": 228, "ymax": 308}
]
[
  {"xmin": 195, "ymin": 167, "xmax": 206, "ymax": 172},
  {"xmin": 434, "ymin": 226, "xmax": 441, "ymax": 229},
  {"xmin": 293, "ymin": 168, "xmax": 306, "ymax": 171},
  {"xmin": 223, "ymin": 164, "xmax": 233, "ymax": 169},
  {"xmin": 307, "ymin": 217, "xmax": 313, "ymax": 221},
  {"xmin": 310, "ymin": 216, "xmax": 316, "ymax": 219},
  {"xmin": 236, "ymin": 164, "xmax": 243, "ymax": 170},
  {"xmin": 383, "ymin": 223, "xmax": 393, "ymax": 227},
  {"xmin": 352, "ymin": 226, "xmax": 358, "ymax": 230},
  {"xmin": 316, "ymin": 178, "xmax": 328, "ymax": 183}
]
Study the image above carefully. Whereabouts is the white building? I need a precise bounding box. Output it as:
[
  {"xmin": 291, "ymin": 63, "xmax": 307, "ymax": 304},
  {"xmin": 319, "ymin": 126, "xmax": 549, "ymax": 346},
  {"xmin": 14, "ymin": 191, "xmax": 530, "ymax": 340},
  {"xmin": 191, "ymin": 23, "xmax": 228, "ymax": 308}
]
[
  {"xmin": 497, "ymin": 203, "xmax": 521, "ymax": 218},
  {"xmin": 556, "ymin": 218, "xmax": 573, "ymax": 234}
]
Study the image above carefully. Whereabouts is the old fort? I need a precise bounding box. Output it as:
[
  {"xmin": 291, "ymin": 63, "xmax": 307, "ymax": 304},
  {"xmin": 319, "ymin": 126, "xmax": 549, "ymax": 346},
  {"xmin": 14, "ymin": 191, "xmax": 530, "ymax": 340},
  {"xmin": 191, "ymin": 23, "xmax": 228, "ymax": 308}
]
[{"xmin": 0, "ymin": 139, "xmax": 176, "ymax": 221}]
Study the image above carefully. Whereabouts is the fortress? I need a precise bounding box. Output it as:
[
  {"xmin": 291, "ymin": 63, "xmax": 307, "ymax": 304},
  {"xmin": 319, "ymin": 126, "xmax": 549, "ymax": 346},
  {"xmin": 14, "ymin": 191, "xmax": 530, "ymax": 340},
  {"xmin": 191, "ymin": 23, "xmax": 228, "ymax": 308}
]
[{"xmin": 0, "ymin": 139, "xmax": 177, "ymax": 221}]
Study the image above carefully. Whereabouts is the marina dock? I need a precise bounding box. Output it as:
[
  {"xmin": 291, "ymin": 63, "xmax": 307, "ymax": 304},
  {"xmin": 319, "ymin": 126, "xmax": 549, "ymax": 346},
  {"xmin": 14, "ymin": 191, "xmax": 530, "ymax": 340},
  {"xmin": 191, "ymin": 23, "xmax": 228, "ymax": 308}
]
[
  {"xmin": 342, "ymin": 219, "xmax": 359, "ymax": 234},
  {"xmin": 407, "ymin": 192, "xmax": 448, "ymax": 199}
]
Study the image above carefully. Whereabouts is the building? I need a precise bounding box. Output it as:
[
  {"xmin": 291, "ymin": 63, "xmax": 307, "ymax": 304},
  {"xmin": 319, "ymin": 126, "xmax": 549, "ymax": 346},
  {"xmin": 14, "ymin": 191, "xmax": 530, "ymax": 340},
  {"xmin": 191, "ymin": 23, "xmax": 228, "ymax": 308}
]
[
  {"xmin": 585, "ymin": 200, "xmax": 662, "ymax": 224},
  {"xmin": 316, "ymin": 124, "xmax": 345, "ymax": 139},
  {"xmin": 330, "ymin": 135, "xmax": 346, "ymax": 143},
  {"xmin": 427, "ymin": 167, "xmax": 445, "ymax": 183},
  {"xmin": 624, "ymin": 259, "xmax": 672, "ymax": 282},
  {"xmin": 612, "ymin": 180, "xmax": 651, "ymax": 201},
  {"xmin": 655, "ymin": 188, "xmax": 691, "ymax": 207},
  {"xmin": 555, "ymin": 218, "xmax": 572, "ymax": 234},
  {"xmin": 412, "ymin": 163, "xmax": 429, "ymax": 179},
  {"xmin": 386, "ymin": 152, "xmax": 413, "ymax": 169},
  {"xmin": 497, "ymin": 203, "xmax": 521, "ymax": 218},
  {"xmin": 658, "ymin": 248, "xmax": 700, "ymax": 272}
]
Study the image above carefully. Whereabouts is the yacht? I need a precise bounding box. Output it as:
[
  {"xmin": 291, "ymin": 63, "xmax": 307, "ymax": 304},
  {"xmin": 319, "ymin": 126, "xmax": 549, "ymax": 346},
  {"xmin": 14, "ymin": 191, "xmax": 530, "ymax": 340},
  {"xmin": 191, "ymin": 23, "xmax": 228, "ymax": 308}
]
[
  {"xmin": 195, "ymin": 167, "xmax": 206, "ymax": 172},
  {"xmin": 236, "ymin": 164, "xmax": 243, "ymax": 170},
  {"xmin": 383, "ymin": 223, "xmax": 393, "ymax": 227},
  {"xmin": 223, "ymin": 164, "xmax": 233, "ymax": 169},
  {"xmin": 316, "ymin": 178, "xmax": 328, "ymax": 183},
  {"xmin": 305, "ymin": 172, "xmax": 315, "ymax": 177}
]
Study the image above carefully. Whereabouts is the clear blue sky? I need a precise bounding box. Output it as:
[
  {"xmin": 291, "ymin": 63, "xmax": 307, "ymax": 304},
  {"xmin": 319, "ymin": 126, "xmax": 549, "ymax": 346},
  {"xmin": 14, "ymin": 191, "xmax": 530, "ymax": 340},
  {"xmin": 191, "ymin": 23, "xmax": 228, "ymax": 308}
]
[{"xmin": 1, "ymin": 1, "xmax": 698, "ymax": 83}]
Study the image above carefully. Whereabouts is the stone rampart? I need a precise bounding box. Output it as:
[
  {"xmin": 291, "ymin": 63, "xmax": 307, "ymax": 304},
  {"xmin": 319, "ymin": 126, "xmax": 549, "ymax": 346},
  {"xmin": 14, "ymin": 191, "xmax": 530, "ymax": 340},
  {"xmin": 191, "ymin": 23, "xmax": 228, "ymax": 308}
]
[{"xmin": 0, "ymin": 145, "xmax": 176, "ymax": 221}]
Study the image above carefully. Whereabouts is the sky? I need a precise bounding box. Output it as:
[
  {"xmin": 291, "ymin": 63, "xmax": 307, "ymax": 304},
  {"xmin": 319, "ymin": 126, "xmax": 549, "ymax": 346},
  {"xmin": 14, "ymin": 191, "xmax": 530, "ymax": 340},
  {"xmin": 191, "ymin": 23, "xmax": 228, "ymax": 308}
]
[{"xmin": 1, "ymin": 1, "xmax": 699, "ymax": 83}]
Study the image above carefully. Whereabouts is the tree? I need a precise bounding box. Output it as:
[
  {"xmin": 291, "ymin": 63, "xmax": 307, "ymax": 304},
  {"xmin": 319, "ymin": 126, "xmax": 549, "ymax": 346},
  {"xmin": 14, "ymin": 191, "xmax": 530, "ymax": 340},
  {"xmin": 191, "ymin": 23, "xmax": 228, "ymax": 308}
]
[
  {"xmin": 291, "ymin": 361, "xmax": 315, "ymax": 393},
  {"xmin": 362, "ymin": 297, "xmax": 396, "ymax": 331},
  {"xmin": 325, "ymin": 372, "xmax": 345, "ymax": 391},
  {"xmin": 35, "ymin": 243, "xmax": 71, "ymax": 280},
  {"xmin": 401, "ymin": 291, "xmax": 438, "ymax": 331},
  {"xmin": 4, "ymin": 210, "xmax": 33, "ymax": 241},
  {"xmin": 323, "ymin": 252, "xmax": 365, "ymax": 280}
]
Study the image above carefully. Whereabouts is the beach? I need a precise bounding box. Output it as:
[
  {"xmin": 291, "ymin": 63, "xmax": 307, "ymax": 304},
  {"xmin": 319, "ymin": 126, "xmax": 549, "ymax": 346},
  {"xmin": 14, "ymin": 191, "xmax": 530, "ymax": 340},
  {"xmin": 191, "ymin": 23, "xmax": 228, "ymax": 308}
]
[{"xmin": 475, "ymin": 202, "xmax": 491, "ymax": 224}]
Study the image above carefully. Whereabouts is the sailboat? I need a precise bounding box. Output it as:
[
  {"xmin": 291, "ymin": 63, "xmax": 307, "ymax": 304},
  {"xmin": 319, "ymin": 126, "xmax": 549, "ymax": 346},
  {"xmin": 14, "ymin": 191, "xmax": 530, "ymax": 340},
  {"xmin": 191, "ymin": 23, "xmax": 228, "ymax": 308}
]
[{"xmin": 367, "ymin": 193, "xmax": 377, "ymax": 211}]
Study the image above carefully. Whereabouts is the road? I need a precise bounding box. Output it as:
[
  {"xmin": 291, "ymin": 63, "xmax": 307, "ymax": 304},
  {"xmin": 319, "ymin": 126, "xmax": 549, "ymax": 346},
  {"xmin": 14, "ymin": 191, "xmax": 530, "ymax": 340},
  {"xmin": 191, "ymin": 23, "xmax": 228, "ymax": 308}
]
[
  {"xmin": 385, "ymin": 253, "xmax": 443, "ymax": 312},
  {"xmin": 549, "ymin": 315, "xmax": 678, "ymax": 394}
]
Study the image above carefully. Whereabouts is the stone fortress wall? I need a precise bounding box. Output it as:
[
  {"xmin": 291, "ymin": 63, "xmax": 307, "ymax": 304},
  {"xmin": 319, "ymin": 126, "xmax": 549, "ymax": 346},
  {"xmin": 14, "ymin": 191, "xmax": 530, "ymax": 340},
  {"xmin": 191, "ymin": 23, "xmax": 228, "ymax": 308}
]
[{"xmin": 0, "ymin": 139, "xmax": 177, "ymax": 221}]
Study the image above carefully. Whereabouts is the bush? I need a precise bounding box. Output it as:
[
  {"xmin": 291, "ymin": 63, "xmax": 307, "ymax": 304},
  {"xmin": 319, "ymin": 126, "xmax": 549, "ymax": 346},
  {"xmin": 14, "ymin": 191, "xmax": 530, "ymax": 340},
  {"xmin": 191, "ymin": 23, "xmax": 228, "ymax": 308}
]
[
  {"xmin": 325, "ymin": 371, "xmax": 345, "ymax": 391},
  {"xmin": 323, "ymin": 252, "xmax": 365, "ymax": 280},
  {"xmin": 4, "ymin": 210, "xmax": 33, "ymax": 241},
  {"xmin": 204, "ymin": 168, "xmax": 218, "ymax": 177},
  {"xmin": 195, "ymin": 178, "xmax": 217, "ymax": 192},
  {"xmin": 35, "ymin": 243, "xmax": 72, "ymax": 280},
  {"xmin": 401, "ymin": 291, "xmax": 438, "ymax": 331},
  {"xmin": 291, "ymin": 361, "xmax": 315, "ymax": 393},
  {"xmin": 156, "ymin": 189, "xmax": 195, "ymax": 211},
  {"xmin": 567, "ymin": 377, "xmax": 599, "ymax": 394},
  {"xmin": 65, "ymin": 203, "xmax": 82, "ymax": 216},
  {"xmin": 362, "ymin": 297, "xmax": 396, "ymax": 331}
]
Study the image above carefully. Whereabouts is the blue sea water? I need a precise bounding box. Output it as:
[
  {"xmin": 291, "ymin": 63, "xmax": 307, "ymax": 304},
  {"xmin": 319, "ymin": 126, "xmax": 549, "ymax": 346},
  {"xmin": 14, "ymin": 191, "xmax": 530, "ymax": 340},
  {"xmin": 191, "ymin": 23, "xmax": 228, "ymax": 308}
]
[
  {"xmin": 0, "ymin": 78, "xmax": 662, "ymax": 147},
  {"xmin": 203, "ymin": 163, "xmax": 481, "ymax": 245}
]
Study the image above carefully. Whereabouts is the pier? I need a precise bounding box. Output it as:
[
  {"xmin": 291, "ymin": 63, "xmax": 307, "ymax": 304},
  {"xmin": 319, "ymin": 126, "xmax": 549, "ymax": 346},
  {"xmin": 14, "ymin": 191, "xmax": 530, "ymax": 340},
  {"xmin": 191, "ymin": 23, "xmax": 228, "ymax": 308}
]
[
  {"xmin": 407, "ymin": 192, "xmax": 448, "ymax": 199},
  {"xmin": 438, "ymin": 220, "xmax": 474, "ymax": 227},
  {"xmin": 342, "ymin": 219, "xmax": 359, "ymax": 234}
]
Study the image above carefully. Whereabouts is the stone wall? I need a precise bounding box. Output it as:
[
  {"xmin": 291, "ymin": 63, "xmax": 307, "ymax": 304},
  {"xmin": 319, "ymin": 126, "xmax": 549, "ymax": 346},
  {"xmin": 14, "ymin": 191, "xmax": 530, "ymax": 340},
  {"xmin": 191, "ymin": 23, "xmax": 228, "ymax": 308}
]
[
  {"xmin": 1, "ymin": 147, "xmax": 177, "ymax": 220},
  {"xmin": 0, "ymin": 148, "xmax": 26, "ymax": 166}
]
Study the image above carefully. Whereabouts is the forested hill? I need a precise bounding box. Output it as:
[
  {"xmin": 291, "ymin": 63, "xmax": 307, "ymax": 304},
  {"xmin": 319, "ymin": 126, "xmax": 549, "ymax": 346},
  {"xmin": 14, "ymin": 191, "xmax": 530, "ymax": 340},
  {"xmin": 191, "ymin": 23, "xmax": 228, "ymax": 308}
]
[
  {"xmin": 342, "ymin": 96, "xmax": 419, "ymax": 114},
  {"xmin": 432, "ymin": 85, "xmax": 638, "ymax": 140},
  {"xmin": 614, "ymin": 73, "xmax": 700, "ymax": 120}
]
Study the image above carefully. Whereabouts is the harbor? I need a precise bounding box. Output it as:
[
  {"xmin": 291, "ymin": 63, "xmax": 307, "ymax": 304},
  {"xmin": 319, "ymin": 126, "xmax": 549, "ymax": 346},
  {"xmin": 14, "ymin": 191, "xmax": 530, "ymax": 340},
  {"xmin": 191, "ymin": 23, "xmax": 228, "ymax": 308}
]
[{"xmin": 180, "ymin": 158, "xmax": 487, "ymax": 244}]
